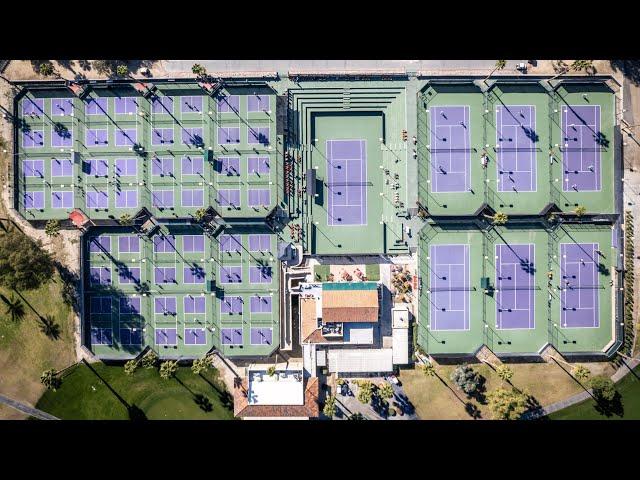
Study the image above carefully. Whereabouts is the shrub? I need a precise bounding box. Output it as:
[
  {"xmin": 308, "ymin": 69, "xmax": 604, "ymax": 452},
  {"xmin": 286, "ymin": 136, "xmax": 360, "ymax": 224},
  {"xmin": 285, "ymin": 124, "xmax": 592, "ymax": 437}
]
[
  {"xmin": 118, "ymin": 213, "xmax": 133, "ymax": 226},
  {"xmin": 487, "ymin": 387, "xmax": 529, "ymax": 420},
  {"xmin": 450, "ymin": 364, "xmax": 482, "ymax": 396},
  {"xmin": 194, "ymin": 208, "xmax": 207, "ymax": 222},
  {"xmin": 378, "ymin": 382, "xmax": 394, "ymax": 399},
  {"xmin": 496, "ymin": 365, "xmax": 514, "ymax": 383},
  {"xmin": 192, "ymin": 63, "xmax": 207, "ymax": 77},
  {"xmin": 267, "ymin": 366, "xmax": 276, "ymax": 377},
  {"xmin": 357, "ymin": 381, "xmax": 374, "ymax": 404},
  {"xmin": 588, "ymin": 376, "xmax": 617, "ymax": 402}
]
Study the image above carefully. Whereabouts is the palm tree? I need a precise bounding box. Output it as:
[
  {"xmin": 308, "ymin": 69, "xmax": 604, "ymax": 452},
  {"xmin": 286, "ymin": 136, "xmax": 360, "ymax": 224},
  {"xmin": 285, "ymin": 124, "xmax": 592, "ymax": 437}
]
[
  {"xmin": 38, "ymin": 315, "xmax": 60, "ymax": 340},
  {"xmin": 191, "ymin": 357, "xmax": 209, "ymax": 375},
  {"xmin": 124, "ymin": 360, "xmax": 138, "ymax": 376},
  {"xmin": 570, "ymin": 60, "xmax": 594, "ymax": 73},
  {"xmin": 484, "ymin": 211, "xmax": 509, "ymax": 225},
  {"xmin": 4, "ymin": 294, "xmax": 25, "ymax": 323},
  {"xmin": 572, "ymin": 365, "xmax": 591, "ymax": 383},
  {"xmin": 484, "ymin": 60, "xmax": 507, "ymax": 83},
  {"xmin": 496, "ymin": 365, "xmax": 514, "ymax": 383},
  {"xmin": 378, "ymin": 382, "xmax": 394, "ymax": 399},
  {"xmin": 267, "ymin": 365, "xmax": 276, "ymax": 377},
  {"xmin": 421, "ymin": 363, "xmax": 436, "ymax": 377},
  {"xmin": 192, "ymin": 64, "xmax": 207, "ymax": 79},
  {"xmin": 323, "ymin": 395, "xmax": 337, "ymax": 418},
  {"xmin": 159, "ymin": 360, "xmax": 178, "ymax": 379},
  {"xmin": 118, "ymin": 213, "xmax": 133, "ymax": 226},
  {"xmin": 141, "ymin": 350, "xmax": 158, "ymax": 369},
  {"xmin": 574, "ymin": 205, "xmax": 587, "ymax": 217},
  {"xmin": 45, "ymin": 219, "xmax": 60, "ymax": 237},
  {"xmin": 115, "ymin": 64, "xmax": 129, "ymax": 77},
  {"xmin": 40, "ymin": 368, "xmax": 61, "ymax": 390},
  {"xmin": 194, "ymin": 208, "xmax": 207, "ymax": 223}
]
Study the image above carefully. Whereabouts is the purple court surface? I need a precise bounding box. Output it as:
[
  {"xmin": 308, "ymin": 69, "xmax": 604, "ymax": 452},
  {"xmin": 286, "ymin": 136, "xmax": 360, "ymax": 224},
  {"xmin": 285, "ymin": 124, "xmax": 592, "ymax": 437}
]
[
  {"xmin": 326, "ymin": 139, "xmax": 367, "ymax": 226},
  {"xmin": 250, "ymin": 327, "xmax": 272, "ymax": 345},
  {"xmin": 221, "ymin": 328, "xmax": 243, "ymax": 345},
  {"xmin": 250, "ymin": 295, "xmax": 272, "ymax": 313},
  {"xmin": 429, "ymin": 244, "xmax": 470, "ymax": 331},
  {"xmin": 560, "ymin": 243, "xmax": 600, "ymax": 328},
  {"xmin": 248, "ymin": 189, "xmax": 270, "ymax": 207},
  {"xmin": 184, "ymin": 296, "xmax": 206, "ymax": 314},
  {"xmin": 120, "ymin": 328, "xmax": 143, "ymax": 345},
  {"xmin": 184, "ymin": 328, "xmax": 207, "ymax": 345},
  {"xmin": 155, "ymin": 328, "xmax": 177, "ymax": 345},
  {"xmin": 495, "ymin": 243, "xmax": 535, "ymax": 329},
  {"xmin": 221, "ymin": 295, "xmax": 243, "ymax": 314},
  {"xmin": 430, "ymin": 106, "xmax": 470, "ymax": 192},
  {"xmin": 496, "ymin": 105, "xmax": 537, "ymax": 192},
  {"xmin": 155, "ymin": 297, "xmax": 177, "ymax": 315},
  {"xmin": 562, "ymin": 105, "xmax": 601, "ymax": 192}
]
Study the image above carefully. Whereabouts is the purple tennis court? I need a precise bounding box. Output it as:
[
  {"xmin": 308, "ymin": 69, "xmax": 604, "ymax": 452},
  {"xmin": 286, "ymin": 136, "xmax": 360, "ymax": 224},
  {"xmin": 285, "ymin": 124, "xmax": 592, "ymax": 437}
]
[
  {"xmin": 428, "ymin": 244, "xmax": 470, "ymax": 331},
  {"xmin": 560, "ymin": 243, "xmax": 600, "ymax": 328},
  {"xmin": 496, "ymin": 105, "xmax": 537, "ymax": 192},
  {"xmin": 562, "ymin": 105, "xmax": 601, "ymax": 192},
  {"xmin": 155, "ymin": 327, "xmax": 177, "ymax": 345},
  {"xmin": 326, "ymin": 139, "xmax": 367, "ymax": 226},
  {"xmin": 430, "ymin": 106, "xmax": 470, "ymax": 192},
  {"xmin": 495, "ymin": 244, "xmax": 535, "ymax": 329}
]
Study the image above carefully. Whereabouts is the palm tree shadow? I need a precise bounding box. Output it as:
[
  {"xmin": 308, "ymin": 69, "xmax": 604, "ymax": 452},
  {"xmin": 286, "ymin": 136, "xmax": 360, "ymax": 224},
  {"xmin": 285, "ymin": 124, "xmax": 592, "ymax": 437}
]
[
  {"xmin": 38, "ymin": 315, "xmax": 61, "ymax": 340},
  {"xmin": 198, "ymin": 372, "xmax": 234, "ymax": 410}
]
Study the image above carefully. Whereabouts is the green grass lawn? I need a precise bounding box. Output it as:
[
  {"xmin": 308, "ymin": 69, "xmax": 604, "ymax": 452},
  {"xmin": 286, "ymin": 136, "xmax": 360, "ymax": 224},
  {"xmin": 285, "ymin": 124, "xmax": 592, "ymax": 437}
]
[
  {"xmin": 36, "ymin": 362, "xmax": 235, "ymax": 420},
  {"xmin": 365, "ymin": 264, "xmax": 380, "ymax": 281},
  {"xmin": 314, "ymin": 264, "xmax": 330, "ymax": 281},
  {"xmin": 549, "ymin": 365, "xmax": 640, "ymax": 420}
]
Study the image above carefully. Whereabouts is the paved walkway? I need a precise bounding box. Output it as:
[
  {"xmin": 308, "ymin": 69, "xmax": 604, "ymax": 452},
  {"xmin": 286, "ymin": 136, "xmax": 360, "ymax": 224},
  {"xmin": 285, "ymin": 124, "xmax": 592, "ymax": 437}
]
[
  {"xmin": 0, "ymin": 393, "xmax": 59, "ymax": 420},
  {"xmin": 523, "ymin": 358, "xmax": 640, "ymax": 419}
]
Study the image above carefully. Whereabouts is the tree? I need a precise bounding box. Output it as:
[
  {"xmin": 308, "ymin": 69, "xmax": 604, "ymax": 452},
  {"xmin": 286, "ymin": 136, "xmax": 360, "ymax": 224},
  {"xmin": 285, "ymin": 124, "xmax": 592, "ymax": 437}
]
[
  {"xmin": 267, "ymin": 365, "xmax": 276, "ymax": 377},
  {"xmin": 450, "ymin": 364, "xmax": 482, "ymax": 396},
  {"xmin": 115, "ymin": 64, "xmax": 129, "ymax": 77},
  {"xmin": 194, "ymin": 208, "xmax": 207, "ymax": 222},
  {"xmin": 45, "ymin": 219, "xmax": 60, "ymax": 237},
  {"xmin": 573, "ymin": 365, "xmax": 591, "ymax": 383},
  {"xmin": 0, "ymin": 228, "xmax": 55, "ymax": 291},
  {"xmin": 496, "ymin": 365, "xmax": 514, "ymax": 383},
  {"xmin": 191, "ymin": 357, "xmax": 210, "ymax": 375},
  {"xmin": 570, "ymin": 60, "xmax": 594, "ymax": 73},
  {"xmin": 485, "ymin": 211, "xmax": 508, "ymax": 225},
  {"xmin": 588, "ymin": 376, "xmax": 616, "ymax": 402},
  {"xmin": 39, "ymin": 62, "xmax": 54, "ymax": 76},
  {"xmin": 378, "ymin": 382, "xmax": 394, "ymax": 399},
  {"xmin": 574, "ymin": 205, "xmax": 587, "ymax": 217},
  {"xmin": 487, "ymin": 387, "xmax": 529, "ymax": 420},
  {"xmin": 3, "ymin": 293, "xmax": 25, "ymax": 323},
  {"xmin": 118, "ymin": 213, "xmax": 133, "ymax": 226},
  {"xmin": 40, "ymin": 368, "xmax": 61, "ymax": 391},
  {"xmin": 192, "ymin": 64, "xmax": 207, "ymax": 77},
  {"xmin": 421, "ymin": 363, "xmax": 436, "ymax": 377},
  {"xmin": 323, "ymin": 395, "xmax": 337, "ymax": 418},
  {"xmin": 484, "ymin": 60, "xmax": 507, "ymax": 82},
  {"xmin": 356, "ymin": 380, "xmax": 374, "ymax": 404},
  {"xmin": 124, "ymin": 359, "xmax": 138, "ymax": 376},
  {"xmin": 141, "ymin": 350, "xmax": 158, "ymax": 369},
  {"xmin": 159, "ymin": 360, "xmax": 178, "ymax": 379},
  {"xmin": 92, "ymin": 60, "xmax": 114, "ymax": 75}
]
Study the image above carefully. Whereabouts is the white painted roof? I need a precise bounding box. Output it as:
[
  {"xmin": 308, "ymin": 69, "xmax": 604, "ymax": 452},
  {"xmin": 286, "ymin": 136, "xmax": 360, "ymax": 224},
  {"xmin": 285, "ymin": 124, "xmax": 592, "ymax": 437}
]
[{"xmin": 327, "ymin": 348, "xmax": 393, "ymax": 373}]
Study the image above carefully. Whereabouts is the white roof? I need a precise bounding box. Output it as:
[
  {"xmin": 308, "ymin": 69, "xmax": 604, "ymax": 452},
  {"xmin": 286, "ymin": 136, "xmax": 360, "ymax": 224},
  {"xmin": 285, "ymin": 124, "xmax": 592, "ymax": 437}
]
[
  {"xmin": 392, "ymin": 306, "xmax": 410, "ymax": 328},
  {"xmin": 344, "ymin": 323, "xmax": 374, "ymax": 344},
  {"xmin": 327, "ymin": 348, "xmax": 393, "ymax": 373},
  {"xmin": 392, "ymin": 326, "xmax": 409, "ymax": 364},
  {"xmin": 248, "ymin": 370, "xmax": 304, "ymax": 406}
]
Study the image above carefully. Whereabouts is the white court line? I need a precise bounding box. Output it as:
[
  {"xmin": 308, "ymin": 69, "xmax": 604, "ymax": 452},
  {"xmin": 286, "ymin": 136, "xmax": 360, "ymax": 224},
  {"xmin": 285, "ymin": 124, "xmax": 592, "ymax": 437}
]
[{"xmin": 560, "ymin": 243, "xmax": 599, "ymax": 328}]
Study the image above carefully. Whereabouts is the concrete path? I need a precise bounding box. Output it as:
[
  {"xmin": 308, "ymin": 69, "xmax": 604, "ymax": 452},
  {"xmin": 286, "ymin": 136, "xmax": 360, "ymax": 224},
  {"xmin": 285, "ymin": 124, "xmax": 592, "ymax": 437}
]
[
  {"xmin": 0, "ymin": 393, "xmax": 59, "ymax": 420},
  {"xmin": 523, "ymin": 358, "xmax": 640, "ymax": 419},
  {"xmin": 163, "ymin": 60, "xmax": 525, "ymax": 75}
]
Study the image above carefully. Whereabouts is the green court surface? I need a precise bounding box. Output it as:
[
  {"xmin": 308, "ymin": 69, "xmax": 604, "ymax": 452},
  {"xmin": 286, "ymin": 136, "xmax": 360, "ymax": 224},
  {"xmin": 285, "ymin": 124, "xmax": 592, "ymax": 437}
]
[
  {"xmin": 85, "ymin": 224, "xmax": 279, "ymax": 359},
  {"xmin": 417, "ymin": 81, "xmax": 616, "ymax": 217},
  {"xmin": 417, "ymin": 222, "xmax": 618, "ymax": 356},
  {"xmin": 35, "ymin": 362, "xmax": 234, "ymax": 420},
  {"xmin": 287, "ymin": 82, "xmax": 409, "ymax": 256},
  {"xmin": 16, "ymin": 83, "xmax": 280, "ymax": 221}
]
